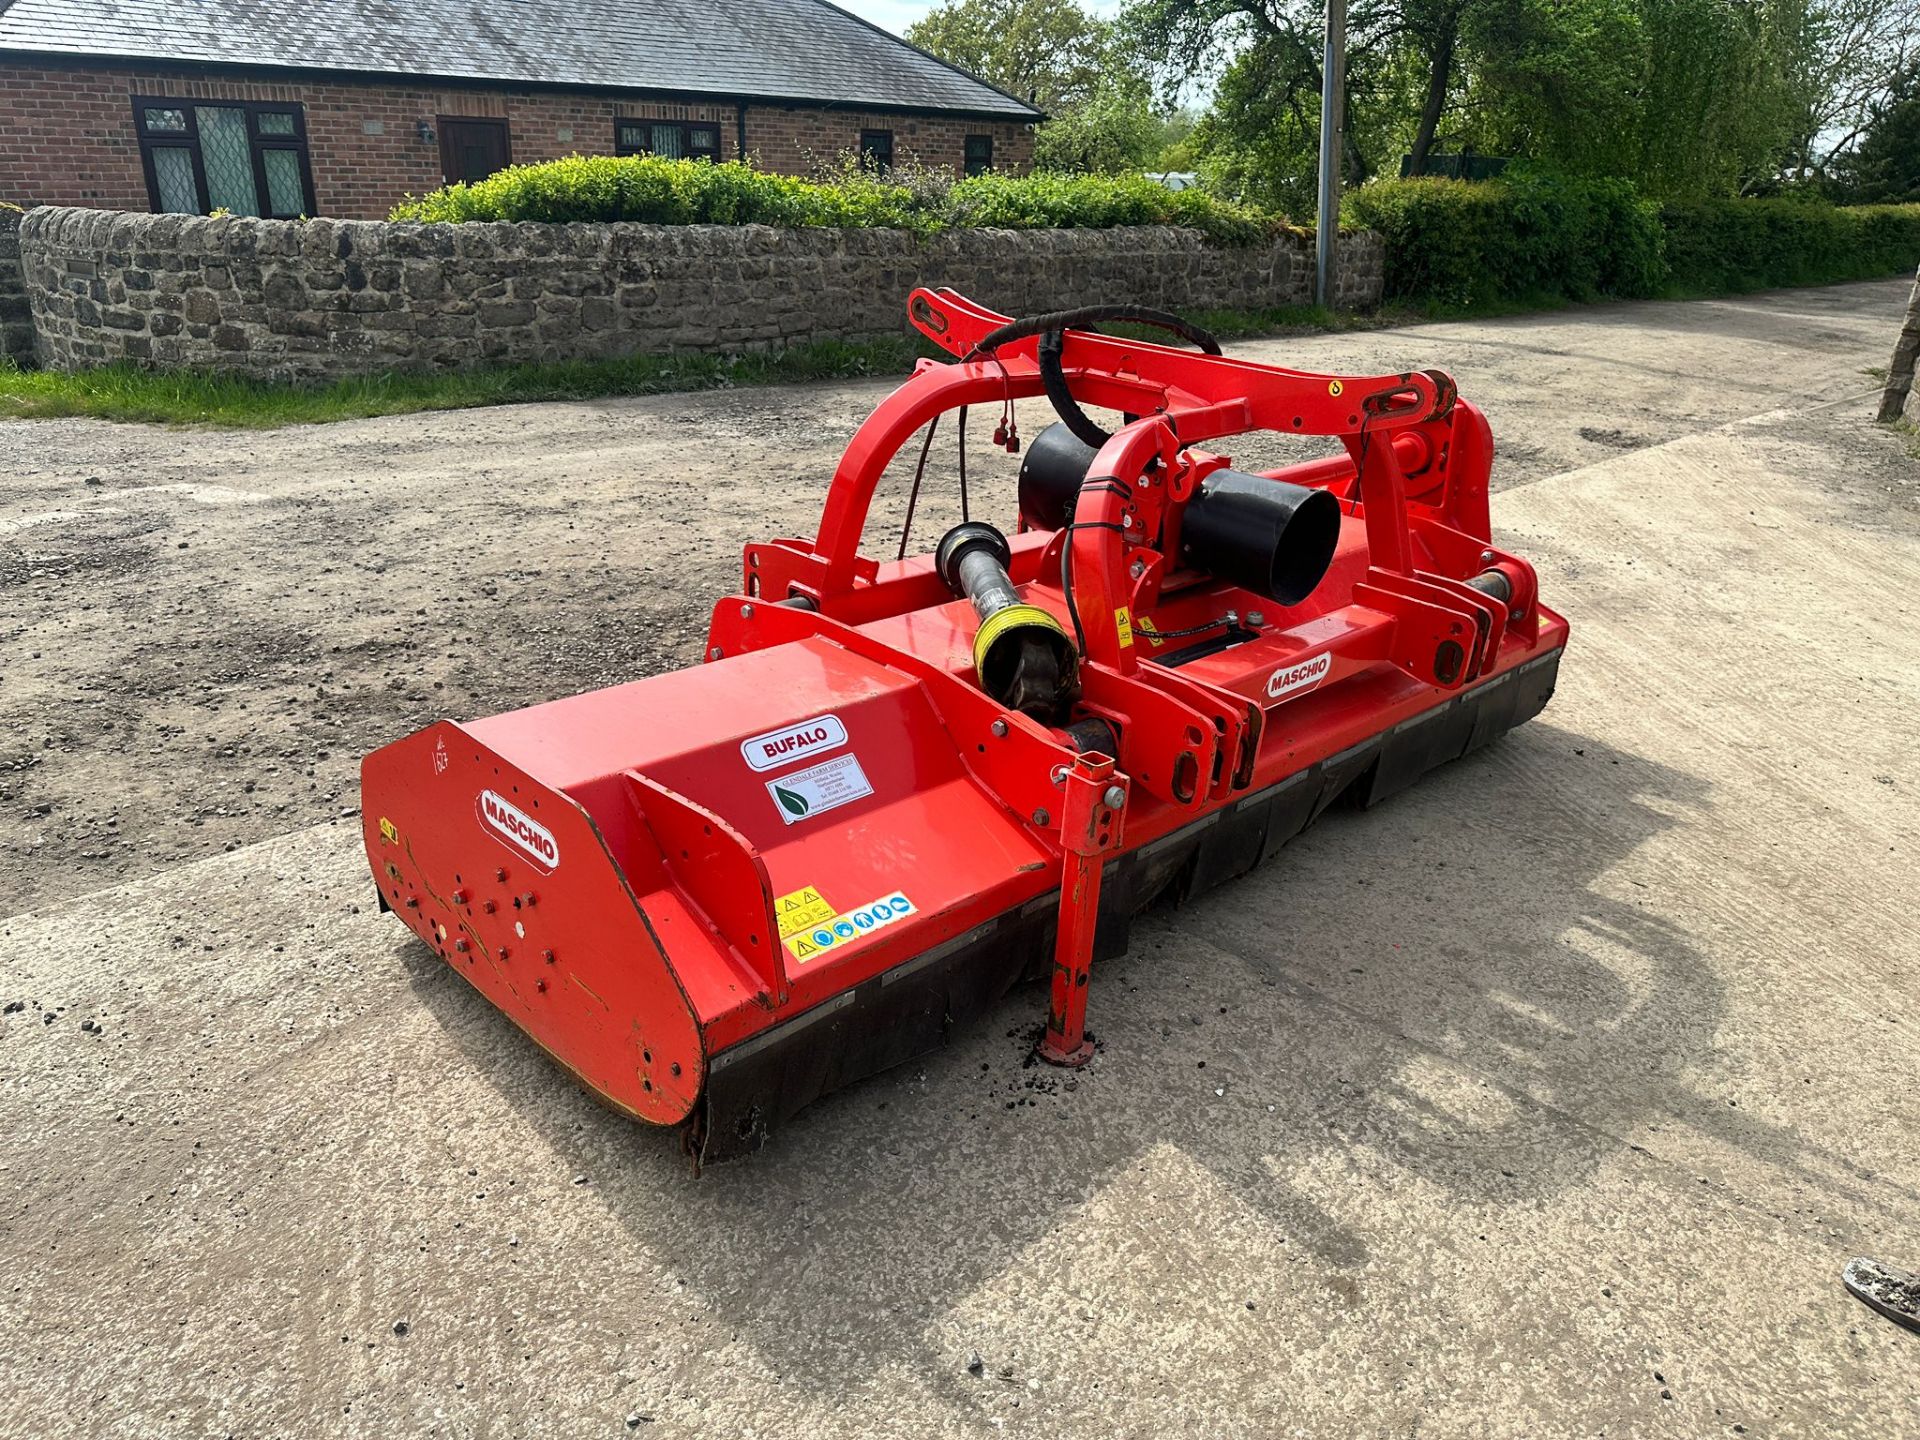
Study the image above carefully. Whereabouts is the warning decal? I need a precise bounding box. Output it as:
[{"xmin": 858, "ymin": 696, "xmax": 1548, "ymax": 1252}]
[
  {"xmin": 766, "ymin": 752, "xmax": 874, "ymax": 826},
  {"xmin": 784, "ymin": 891, "xmax": 917, "ymax": 964},
  {"xmin": 1114, "ymin": 606, "xmax": 1135, "ymax": 647},
  {"xmin": 773, "ymin": 885, "xmax": 836, "ymax": 941}
]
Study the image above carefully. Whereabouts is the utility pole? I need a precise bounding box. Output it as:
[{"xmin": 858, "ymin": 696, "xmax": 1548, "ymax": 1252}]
[{"xmin": 1315, "ymin": 0, "xmax": 1347, "ymax": 309}]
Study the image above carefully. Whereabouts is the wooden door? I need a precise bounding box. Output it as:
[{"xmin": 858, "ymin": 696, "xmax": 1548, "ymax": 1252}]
[{"xmin": 438, "ymin": 118, "xmax": 511, "ymax": 184}]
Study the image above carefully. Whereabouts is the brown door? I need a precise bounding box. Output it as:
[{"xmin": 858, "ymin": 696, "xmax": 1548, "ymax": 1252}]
[{"xmin": 438, "ymin": 117, "xmax": 511, "ymax": 184}]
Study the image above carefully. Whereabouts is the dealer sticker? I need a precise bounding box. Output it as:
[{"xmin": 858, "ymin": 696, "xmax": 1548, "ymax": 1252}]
[
  {"xmin": 766, "ymin": 752, "xmax": 874, "ymax": 825},
  {"xmin": 740, "ymin": 713, "xmax": 848, "ymax": 772},
  {"xmin": 1266, "ymin": 651, "xmax": 1333, "ymax": 702},
  {"xmin": 785, "ymin": 891, "xmax": 917, "ymax": 963}
]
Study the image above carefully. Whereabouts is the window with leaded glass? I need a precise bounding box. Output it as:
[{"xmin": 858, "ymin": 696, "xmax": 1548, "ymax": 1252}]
[
  {"xmin": 614, "ymin": 121, "xmax": 721, "ymax": 162},
  {"xmin": 133, "ymin": 98, "xmax": 316, "ymax": 219}
]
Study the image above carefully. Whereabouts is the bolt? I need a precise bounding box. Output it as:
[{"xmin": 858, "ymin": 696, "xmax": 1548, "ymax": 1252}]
[
  {"xmin": 740, "ymin": 603, "xmax": 755, "ymax": 619},
  {"xmin": 482, "ymin": 899, "xmax": 497, "ymax": 914},
  {"xmin": 1245, "ymin": 611, "xmax": 1265, "ymax": 628},
  {"xmin": 1480, "ymin": 550, "xmax": 1496, "ymax": 564},
  {"xmin": 1032, "ymin": 808, "xmax": 1051, "ymax": 826},
  {"xmin": 1130, "ymin": 558, "xmax": 1146, "ymax": 580},
  {"xmin": 454, "ymin": 938, "xmax": 470, "ymax": 954},
  {"xmin": 543, "ymin": 949, "xmax": 556, "ymax": 964},
  {"xmin": 708, "ymin": 646, "xmax": 723, "ymax": 661},
  {"xmin": 518, "ymin": 892, "xmax": 537, "ymax": 908},
  {"xmin": 403, "ymin": 897, "xmax": 419, "ymax": 909},
  {"xmin": 450, "ymin": 889, "xmax": 467, "ymax": 905},
  {"xmin": 494, "ymin": 866, "xmax": 507, "ymax": 882},
  {"xmin": 535, "ymin": 978, "xmax": 548, "ymax": 993},
  {"xmin": 498, "ymin": 947, "xmax": 511, "ymax": 961},
  {"xmin": 991, "ymin": 719, "xmax": 1008, "ymax": 737},
  {"xmin": 1103, "ymin": 784, "xmax": 1127, "ymax": 809},
  {"xmin": 1051, "ymin": 765, "xmax": 1068, "ymax": 786}
]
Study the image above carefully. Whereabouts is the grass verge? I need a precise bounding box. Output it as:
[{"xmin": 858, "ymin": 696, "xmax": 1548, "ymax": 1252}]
[{"xmin": 0, "ymin": 337, "xmax": 917, "ymax": 428}]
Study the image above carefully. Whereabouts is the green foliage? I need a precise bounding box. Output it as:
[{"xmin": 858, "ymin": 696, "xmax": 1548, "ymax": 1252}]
[
  {"xmin": 1659, "ymin": 197, "xmax": 1920, "ymax": 291},
  {"xmin": 392, "ymin": 155, "xmax": 1273, "ymax": 244},
  {"xmin": 1131, "ymin": 0, "xmax": 1842, "ymax": 207},
  {"xmin": 944, "ymin": 170, "xmax": 1274, "ymax": 242},
  {"xmin": 391, "ymin": 156, "xmax": 934, "ymax": 227},
  {"xmin": 1030, "ymin": 71, "xmax": 1164, "ymax": 174},
  {"xmin": 1627, "ymin": 0, "xmax": 1821, "ymax": 199},
  {"xmin": 1348, "ymin": 171, "xmax": 1920, "ymax": 307},
  {"xmin": 1460, "ymin": 0, "xmax": 1646, "ymax": 175},
  {"xmin": 904, "ymin": 0, "xmax": 1108, "ymax": 111},
  {"xmin": 908, "ymin": 0, "xmax": 1173, "ymax": 176},
  {"xmin": 1829, "ymin": 62, "xmax": 1920, "ymax": 204},
  {"xmin": 1346, "ymin": 171, "xmax": 1665, "ymax": 306}
]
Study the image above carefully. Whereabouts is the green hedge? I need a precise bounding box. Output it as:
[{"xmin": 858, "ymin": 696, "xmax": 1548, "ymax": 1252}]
[
  {"xmin": 390, "ymin": 156, "xmax": 1274, "ymax": 245},
  {"xmin": 1659, "ymin": 200, "xmax": 1920, "ymax": 293},
  {"xmin": 1345, "ymin": 172, "xmax": 1665, "ymax": 307},
  {"xmin": 1347, "ymin": 172, "xmax": 1920, "ymax": 308}
]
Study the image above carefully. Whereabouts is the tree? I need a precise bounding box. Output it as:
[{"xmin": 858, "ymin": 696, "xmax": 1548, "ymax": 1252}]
[
  {"xmin": 1032, "ymin": 68, "xmax": 1165, "ymax": 172},
  {"xmin": 909, "ymin": 0, "xmax": 1166, "ymax": 172},
  {"xmin": 1782, "ymin": 0, "xmax": 1920, "ymax": 185},
  {"xmin": 906, "ymin": 0, "xmax": 1111, "ymax": 112},
  {"xmin": 1130, "ymin": 0, "xmax": 1835, "ymax": 205},
  {"xmin": 1831, "ymin": 61, "xmax": 1920, "ymax": 201}
]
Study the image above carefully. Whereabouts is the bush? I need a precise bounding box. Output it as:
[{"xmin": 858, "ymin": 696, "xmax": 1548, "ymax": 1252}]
[
  {"xmin": 1345, "ymin": 170, "xmax": 1665, "ymax": 307},
  {"xmin": 1660, "ymin": 199, "xmax": 1920, "ymax": 293},
  {"xmin": 1348, "ymin": 170, "xmax": 1920, "ymax": 309},
  {"xmin": 390, "ymin": 155, "xmax": 1276, "ymax": 245}
]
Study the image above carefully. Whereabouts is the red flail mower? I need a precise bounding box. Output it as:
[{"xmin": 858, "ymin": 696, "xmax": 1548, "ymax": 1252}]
[{"xmin": 362, "ymin": 291, "xmax": 1568, "ymax": 1166}]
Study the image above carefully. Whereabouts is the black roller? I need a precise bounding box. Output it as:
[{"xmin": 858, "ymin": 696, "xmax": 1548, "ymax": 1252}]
[
  {"xmin": 1019, "ymin": 421, "xmax": 1341, "ymax": 608},
  {"xmin": 1181, "ymin": 470, "xmax": 1341, "ymax": 606},
  {"xmin": 1018, "ymin": 422, "xmax": 1101, "ymax": 531}
]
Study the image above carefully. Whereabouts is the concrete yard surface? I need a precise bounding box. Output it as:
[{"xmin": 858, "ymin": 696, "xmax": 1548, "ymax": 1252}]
[{"xmin": 2, "ymin": 279, "xmax": 1918, "ymax": 1438}]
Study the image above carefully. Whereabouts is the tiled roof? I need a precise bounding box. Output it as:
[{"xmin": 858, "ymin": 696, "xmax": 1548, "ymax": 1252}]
[{"xmin": 0, "ymin": 0, "xmax": 1042, "ymax": 118}]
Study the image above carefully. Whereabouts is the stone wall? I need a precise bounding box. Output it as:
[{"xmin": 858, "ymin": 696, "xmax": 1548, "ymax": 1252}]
[
  {"xmin": 0, "ymin": 214, "xmax": 34, "ymax": 367},
  {"xmin": 19, "ymin": 207, "xmax": 1385, "ymax": 379}
]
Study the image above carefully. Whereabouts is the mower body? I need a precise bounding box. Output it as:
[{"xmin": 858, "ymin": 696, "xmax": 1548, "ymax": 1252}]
[{"xmin": 361, "ymin": 290, "xmax": 1567, "ymax": 1163}]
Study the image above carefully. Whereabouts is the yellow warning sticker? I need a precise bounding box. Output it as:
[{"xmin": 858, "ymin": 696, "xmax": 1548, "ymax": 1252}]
[
  {"xmin": 773, "ymin": 885, "xmax": 836, "ymax": 941},
  {"xmin": 379, "ymin": 816, "xmax": 399, "ymax": 845},
  {"xmin": 1114, "ymin": 606, "xmax": 1134, "ymax": 647},
  {"xmin": 1135, "ymin": 615, "xmax": 1165, "ymax": 648},
  {"xmin": 784, "ymin": 892, "xmax": 917, "ymax": 964},
  {"xmin": 1327, "ymin": 380, "xmax": 1344, "ymax": 396}
]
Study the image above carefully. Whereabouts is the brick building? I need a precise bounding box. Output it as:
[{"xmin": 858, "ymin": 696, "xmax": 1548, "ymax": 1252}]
[{"xmin": 0, "ymin": 0, "xmax": 1040, "ymax": 220}]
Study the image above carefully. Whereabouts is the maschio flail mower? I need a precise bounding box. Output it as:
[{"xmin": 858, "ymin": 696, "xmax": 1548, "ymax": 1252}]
[{"xmin": 362, "ymin": 290, "xmax": 1568, "ymax": 1166}]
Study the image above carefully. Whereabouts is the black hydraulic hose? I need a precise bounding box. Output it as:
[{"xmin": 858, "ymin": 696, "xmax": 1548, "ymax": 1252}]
[{"xmin": 964, "ymin": 304, "xmax": 1223, "ymax": 362}]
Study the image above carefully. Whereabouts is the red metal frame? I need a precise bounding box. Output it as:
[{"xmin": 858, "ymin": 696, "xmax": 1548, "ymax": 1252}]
[{"xmin": 361, "ymin": 288, "xmax": 1569, "ymax": 1144}]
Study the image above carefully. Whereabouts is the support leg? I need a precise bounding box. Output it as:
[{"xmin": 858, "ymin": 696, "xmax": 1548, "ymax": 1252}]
[{"xmin": 1035, "ymin": 753, "xmax": 1127, "ymax": 1067}]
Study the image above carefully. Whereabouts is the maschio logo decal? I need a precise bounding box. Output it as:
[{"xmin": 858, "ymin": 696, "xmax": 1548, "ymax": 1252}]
[
  {"xmin": 740, "ymin": 714, "xmax": 848, "ymax": 773},
  {"xmin": 1266, "ymin": 652, "xmax": 1333, "ymax": 702},
  {"xmin": 477, "ymin": 789, "xmax": 559, "ymax": 872}
]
